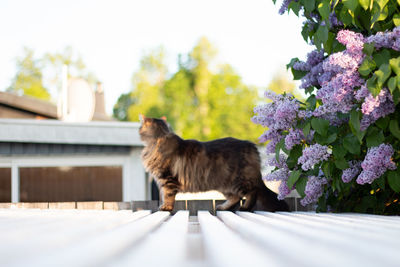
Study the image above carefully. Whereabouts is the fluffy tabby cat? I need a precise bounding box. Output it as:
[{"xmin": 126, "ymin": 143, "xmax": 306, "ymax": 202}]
[{"xmin": 139, "ymin": 115, "xmax": 289, "ymax": 212}]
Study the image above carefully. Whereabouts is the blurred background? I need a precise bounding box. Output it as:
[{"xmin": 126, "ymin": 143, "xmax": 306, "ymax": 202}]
[
  {"xmin": 0, "ymin": 0, "xmax": 310, "ymax": 139},
  {"xmin": 0, "ymin": 0, "xmax": 310, "ymax": 203}
]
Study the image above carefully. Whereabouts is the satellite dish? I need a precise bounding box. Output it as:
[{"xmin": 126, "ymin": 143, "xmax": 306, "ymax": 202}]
[{"xmin": 61, "ymin": 78, "xmax": 95, "ymax": 122}]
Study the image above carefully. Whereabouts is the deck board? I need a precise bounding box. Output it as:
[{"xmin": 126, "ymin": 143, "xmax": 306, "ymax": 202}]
[{"xmin": 0, "ymin": 208, "xmax": 399, "ymax": 267}]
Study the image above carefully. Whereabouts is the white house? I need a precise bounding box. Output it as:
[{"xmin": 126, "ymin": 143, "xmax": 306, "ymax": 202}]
[{"xmin": 0, "ymin": 119, "xmax": 147, "ymax": 203}]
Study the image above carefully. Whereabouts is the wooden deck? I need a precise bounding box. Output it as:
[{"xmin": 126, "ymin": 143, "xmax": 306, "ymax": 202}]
[{"xmin": 1, "ymin": 208, "xmax": 399, "ymax": 267}]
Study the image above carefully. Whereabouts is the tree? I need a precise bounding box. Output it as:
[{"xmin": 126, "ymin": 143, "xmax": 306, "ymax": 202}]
[
  {"xmin": 43, "ymin": 46, "xmax": 99, "ymax": 89},
  {"xmin": 115, "ymin": 38, "xmax": 263, "ymax": 142},
  {"xmin": 113, "ymin": 93, "xmax": 136, "ymax": 121},
  {"xmin": 7, "ymin": 47, "xmax": 50, "ymax": 100}
]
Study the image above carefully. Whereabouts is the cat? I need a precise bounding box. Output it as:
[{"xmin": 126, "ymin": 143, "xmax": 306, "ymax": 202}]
[{"xmin": 139, "ymin": 115, "xmax": 289, "ymax": 212}]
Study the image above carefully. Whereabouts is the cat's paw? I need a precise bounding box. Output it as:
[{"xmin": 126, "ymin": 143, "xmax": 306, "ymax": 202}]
[
  {"xmin": 159, "ymin": 204, "xmax": 173, "ymax": 211},
  {"xmin": 216, "ymin": 204, "xmax": 227, "ymax": 211}
]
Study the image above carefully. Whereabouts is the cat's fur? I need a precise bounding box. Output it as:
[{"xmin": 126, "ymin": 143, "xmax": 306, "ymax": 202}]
[{"xmin": 139, "ymin": 115, "xmax": 289, "ymax": 212}]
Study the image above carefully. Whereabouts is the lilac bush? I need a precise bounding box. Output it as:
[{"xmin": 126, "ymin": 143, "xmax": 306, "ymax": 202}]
[{"xmin": 253, "ymin": 1, "xmax": 400, "ymax": 214}]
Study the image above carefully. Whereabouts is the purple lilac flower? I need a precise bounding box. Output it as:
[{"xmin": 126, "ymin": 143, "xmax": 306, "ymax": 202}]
[
  {"xmin": 313, "ymin": 30, "xmax": 365, "ymax": 116},
  {"xmin": 293, "ymin": 50, "xmax": 325, "ymax": 89},
  {"xmin": 277, "ymin": 180, "xmax": 292, "ymax": 200},
  {"xmin": 320, "ymin": 112, "xmax": 348, "ymax": 126},
  {"xmin": 267, "ymin": 154, "xmax": 288, "ymax": 169},
  {"xmin": 264, "ymin": 154, "xmax": 291, "ymax": 200},
  {"xmin": 252, "ymin": 91, "xmax": 300, "ymax": 153},
  {"xmin": 342, "ymin": 160, "xmax": 362, "ymax": 183},
  {"xmin": 356, "ymin": 144, "xmax": 397, "ymax": 184},
  {"xmin": 360, "ymin": 89, "xmax": 395, "ymax": 131},
  {"xmin": 258, "ymin": 129, "xmax": 284, "ymax": 154},
  {"xmin": 285, "ymin": 128, "xmax": 304, "ymax": 150},
  {"xmin": 298, "ymin": 144, "xmax": 331, "ymax": 171},
  {"xmin": 278, "ymin": 0, "xmax": 297, "ymax": 15},
  {"xmin": 354, "ymin": 85, "xmax": 370, "ymax": 101},
  {"xmin": 300, "ymin": 176, "xmax": 328, "ymax": 206},
  {"xmin": 329, "ymin": 13, "xmax": 342, "ymax": 27},
  {"xmin": 366, "ymin": 26, "xmax": 400, "ymax": 51}
]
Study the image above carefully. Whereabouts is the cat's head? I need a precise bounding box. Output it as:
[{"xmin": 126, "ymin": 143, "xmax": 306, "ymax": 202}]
[{"xmin": 139, "ymin": 114, "xmax": 171, "ymax": 143}]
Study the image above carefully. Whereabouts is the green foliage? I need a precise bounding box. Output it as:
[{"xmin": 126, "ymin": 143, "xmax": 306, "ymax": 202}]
[
  {"xmin": 118, "ymin": 38, "xmax": 263, "ymax": 142},
  {"xmin": 113, "ymin": 93, "xmax": 135, "ymax": 121},
  {"xmin": 7, "ymin": 47, "xmax": 50, "ymax": 100},
  {"xmin": 274, "ymin": 0, "xmax": 400, "ymax": 214}
]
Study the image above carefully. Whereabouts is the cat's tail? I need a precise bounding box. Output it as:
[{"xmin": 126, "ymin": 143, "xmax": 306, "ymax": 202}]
[{"xmin": 255, "ymin": 183, "xmax": 289, "ymax": 212}]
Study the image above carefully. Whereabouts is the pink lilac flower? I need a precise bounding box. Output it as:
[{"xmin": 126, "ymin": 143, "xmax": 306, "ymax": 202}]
[
  {"xmin": 285, "ymin": 128, "xmax": 304, "ymax": 150},
  {"xmin": 356, "ymin": 144, "xmax": 397, "ymax": 184},
  {"xmin": 300, "ymin": 176, "xmax": 328, "ymax": 206},
  {"xmin": 298, "ymin": 144, "xmax": 330, "ymax": 171},
  {"xmin": 342, "ymin": 160, "xmax": 362, "ymax": 183},
  {"xmin": 360, "ymin": 89, "xmax": 395, "ymax": 131}
]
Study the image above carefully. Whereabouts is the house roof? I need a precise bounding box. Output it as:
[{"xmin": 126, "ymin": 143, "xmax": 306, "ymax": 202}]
[
  {"xmin": 0, "ymin": 91, "xmax": 57, "ymax": 118},
  {"xmin": 0, "ymin": 119, "xmax": 142, "ymax": 146}
]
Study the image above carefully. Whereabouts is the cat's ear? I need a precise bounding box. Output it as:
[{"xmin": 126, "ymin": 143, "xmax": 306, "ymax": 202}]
[
  {"xmin": 161, "ymin": 116, "xmax": 167, "ymax": 122},
  {"xmin": 139, "ymin": 114, "xmax": 146, "ymax": 123}
]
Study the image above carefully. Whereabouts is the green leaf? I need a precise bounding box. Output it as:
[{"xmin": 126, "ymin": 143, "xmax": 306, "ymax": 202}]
[
  {"xmin": 359, "ymin": 0, "xmax": 371, "ymax": 10},
  {"xmin": 371, "ymin": 1, "xmax": 381, "ymax": 27},
  {"xmin": 287, "ymin": 145, "xmax": 303, "ymax": 169},
  {"xmin": 393, "ymin": 88, "xmax": 400, "ymax": 105},
  {"xmin": 363, "ymin": 43, "xmax": 375, "ymax": 56},
  {"xmin": 335, "ymin": 157, "xmax": 349, "ymax": 170},
  {"xmin": 388, "ymin": 77, "xmax": 397, "ymax": 93},
  {"xmin": 333, "ymin": 145, "xmax": 347, "ymax": 158},
  {"xmin": 315, "ymin": 24, "xmax": 329, "ymax": 50},
  {"xmin": 373, "ymin": 49, "xmax": 391, "ymax": 67},
  {"xmin": 339, "ymin": 8, "xmax": 353, "ymax": 26},
  {"xmin": 318, "ymin": 0, "xmax": 330, "ymax": 21},
  {"xmin": 343, "ymin": 134, "xmax": 361, "ymax": 155},
  {"xmin": 376, "ymin": 116, "xmax": 390, "ymax": 130},
  {"xmin": 394, "ymin": 14, "xmax": 400, "ymax": 26},
  {"xmin": 287, "ymin": 170, "xmax": 301, "ymax": 189},
  {"xmin": 367, "ymin": 75, "xmax": 382, "ymax": 97},
  {"xmin": 389, "ymin": 57, "xmax": 400, "ymax": 76},
  {"xmin": 325, "ymin": 132, "xmax": 338, "ymax": 144},
  {"xmin": 322, "ymin": 161, "xmax": 334, "ymax": 178},
  {"xmin": 359, "ymin": 57, "xmax": 376, "ymax": 76},
  {"xmin": 288, "ymin": 1, "xmax": 301, "ymax": 15},
  {"xmin": 343, "ymin": 0, "xmax": 358, "ymax": 11},
  {"xmin": 388, "ymin": 170, "xmax": 400, "ymax": 193},
  {"xmin": 304, "ymin": 0, "xmax": 315, "ymax": 12},
  {"xmin": 377, "ymin": 5, "xmax": 388, "ymax": 21},
  {"xmin": 303, "ymin": 122, "xmax": 311, "ymax": 138},
  {"xmin": 292, "ymin": 68, "xmax": 308, "ymax": 80},
  {"xmin": 349, "ymin": 109, "xmax": 366, "ymax": 143},
  {"xmin": 295, "ymin": 176, "xmax": 307, "ymax": 198},
  {"xmin": 375, "ymin": 63, "xmax": 391, "ymax": 86},
  {"xmin": 366, "ymin": 127, "xmax": 385, "ymax": 147},
  {"xmin": 306, "ymin": 95, "xmax": 317, "ymax": 110},
  {"xmin": 275, "ymin": 138, "xmax": 285, "ymax": 162},
  {"xmin": 311, "ymin": 118, "xmax": 329, "ymax": 136},
  {"xmin": 389, "ymin": 120, "xmax": 400, "ymax": 140}
]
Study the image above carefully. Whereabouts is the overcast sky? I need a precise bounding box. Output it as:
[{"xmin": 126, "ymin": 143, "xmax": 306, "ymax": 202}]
[{"xmin": 0, "ymin": 0, "xmax": 311, "ymax": 116}]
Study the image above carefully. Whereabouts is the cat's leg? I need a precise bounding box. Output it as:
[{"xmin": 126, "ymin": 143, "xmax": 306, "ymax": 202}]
[
  {"xmin": 239, "ymin": 190, "xmax": 258, "ymax": 211},
  {"xmin": 158, "ymin": 177, "xmax": 180, "ymax": 211},
  {"xmin": 216, "ymin": 193, "xmax": 241, "ymax": 211}
]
